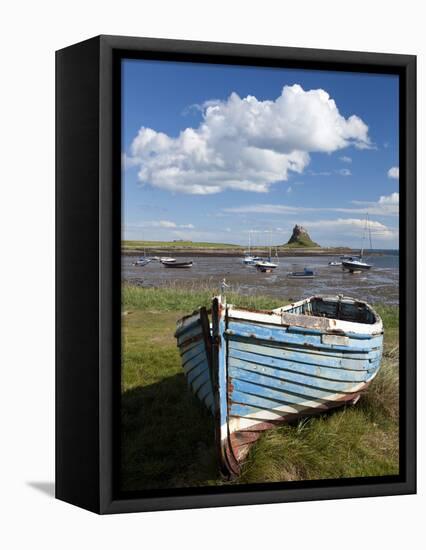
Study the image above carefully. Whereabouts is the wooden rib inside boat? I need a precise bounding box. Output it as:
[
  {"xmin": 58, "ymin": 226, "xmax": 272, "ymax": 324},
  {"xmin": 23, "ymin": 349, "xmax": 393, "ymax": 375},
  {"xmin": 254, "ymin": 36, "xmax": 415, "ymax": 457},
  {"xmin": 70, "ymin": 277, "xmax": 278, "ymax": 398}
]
[{"xmin": 175, "ymin": 294, "xmax": 383, "ymax": 478}]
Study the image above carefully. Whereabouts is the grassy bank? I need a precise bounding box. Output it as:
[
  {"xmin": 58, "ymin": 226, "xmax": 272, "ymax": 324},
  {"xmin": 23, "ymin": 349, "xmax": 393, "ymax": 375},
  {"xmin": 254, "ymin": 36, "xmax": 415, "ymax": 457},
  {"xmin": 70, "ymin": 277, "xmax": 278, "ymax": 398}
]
[
  {"xmin": 122, "ymin": 240, "xmax": 354, "ymax": 255},
  {"xmin": 122, "ymin": 239, "xmax": 242, "ymax": 250},
  {"xmin": 121, "ymin": 285, "xmax": 399, "ymax": 490}
]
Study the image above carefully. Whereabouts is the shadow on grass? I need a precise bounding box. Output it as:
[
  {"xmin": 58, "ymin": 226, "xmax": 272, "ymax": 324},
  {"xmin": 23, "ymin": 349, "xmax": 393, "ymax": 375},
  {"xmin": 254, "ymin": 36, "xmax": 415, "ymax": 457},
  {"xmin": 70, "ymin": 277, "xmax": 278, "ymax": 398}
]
[{"xmin": 121, "ymin": 373, "xmax": 220, "ymax": 491}]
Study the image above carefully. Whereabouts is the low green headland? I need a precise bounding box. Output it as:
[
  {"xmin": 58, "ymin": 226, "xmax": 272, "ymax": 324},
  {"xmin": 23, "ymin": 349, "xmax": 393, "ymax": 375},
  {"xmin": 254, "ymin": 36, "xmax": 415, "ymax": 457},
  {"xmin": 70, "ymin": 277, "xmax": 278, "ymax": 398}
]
[
  {"xmin": 121, "ymin": 284, "xmax": 399, "ymax": 491},
  {"xmin": 122, "ymin": 239, "xmax": 352, "ymax": 256},
  {"xmin": 122, "ymin": 240, "xmax": 241, "ymax": 250}
]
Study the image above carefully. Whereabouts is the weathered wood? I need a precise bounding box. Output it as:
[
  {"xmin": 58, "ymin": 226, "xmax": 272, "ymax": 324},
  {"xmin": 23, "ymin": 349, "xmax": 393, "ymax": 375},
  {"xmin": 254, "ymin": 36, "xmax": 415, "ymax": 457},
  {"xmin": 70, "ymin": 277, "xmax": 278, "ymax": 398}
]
[{"xmin": 176, "ymin": 294, "xmax": 383, "ymax": 479}]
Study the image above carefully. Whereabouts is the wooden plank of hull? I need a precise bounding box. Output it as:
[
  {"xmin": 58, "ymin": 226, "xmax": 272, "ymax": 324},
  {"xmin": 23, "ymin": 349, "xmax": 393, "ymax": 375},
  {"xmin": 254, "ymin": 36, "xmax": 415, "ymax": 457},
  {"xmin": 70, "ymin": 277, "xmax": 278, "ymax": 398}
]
[
  {"xmin": 182, "ymin": 348, "xmax": 208, "ymax": 372},
  {"xmin": 228, "ymin": 347, "xmax": 373, "ymax": 381},
  {"xmin": 175, "ymin": 306, "xmax": 214, "ymax": 412},
  {"xmin": 228, "ymin": 338, "xmax": 382, "ymax": 368},
  {"xmin": 228, "ymin": 387, "xmax": 368, "ymax": 463},
  {"xmin": 180, "ymin": 337, "xmax": 205, "ymax": 358},
  {"xmin": 226, "ymin": 320, "xmax": 383, "ymax": 352},
  {"xmin": 228, "ymin": 361, "xmax": 370, "ymax": 394}
]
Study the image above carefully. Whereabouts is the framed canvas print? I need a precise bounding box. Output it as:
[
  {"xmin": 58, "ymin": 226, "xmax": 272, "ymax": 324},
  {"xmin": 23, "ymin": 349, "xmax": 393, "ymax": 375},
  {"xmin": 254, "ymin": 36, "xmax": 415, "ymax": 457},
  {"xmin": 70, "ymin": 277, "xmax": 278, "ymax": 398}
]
[{"xmin": 56, "ymin": 35, "xmax": 416, "ymax": 514}]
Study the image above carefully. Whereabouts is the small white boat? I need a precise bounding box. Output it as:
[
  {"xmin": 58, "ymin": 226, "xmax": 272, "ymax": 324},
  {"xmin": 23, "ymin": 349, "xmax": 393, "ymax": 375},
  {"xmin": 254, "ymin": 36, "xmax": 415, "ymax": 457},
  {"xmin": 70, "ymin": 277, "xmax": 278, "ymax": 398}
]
[
  {"xmin": 133, "ymin": 257, "xmax": 151, "ymax": 266},
  {"xmin": 342, "ymin": 258, "xmax": 371, "ymax": 272},
  {"xmin": 328, "ymin": 261, "xmax": 342, "ymax": 266},
  {"xmin": 256, "ymin": 260, "xmax": 278, "ymax": 272},
  {"xmin": 342, "ymin": 214, "xmax": 373, "ymax": 272},
  {"xmin": 243, "ymin": 255, "xmax": 262, "ymax": 265},
  {"xmin": 255, "ymin": 235, "xmax": 279, "ymax": 271},
  {"xmin": 160, "ymin": 257, "xmax": 177, "ymax": 264},
  {"xmin": 243, "ymin": 232, "xmax": 263, "ymax": 265}
]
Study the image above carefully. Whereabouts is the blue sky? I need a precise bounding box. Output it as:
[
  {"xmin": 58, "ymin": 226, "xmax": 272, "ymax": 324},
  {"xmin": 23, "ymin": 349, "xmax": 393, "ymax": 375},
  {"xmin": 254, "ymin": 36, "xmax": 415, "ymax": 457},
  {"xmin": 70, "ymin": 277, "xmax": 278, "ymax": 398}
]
[{"xmin": 122, "ymin": 59, "xmax": 399, "ymax": 248}]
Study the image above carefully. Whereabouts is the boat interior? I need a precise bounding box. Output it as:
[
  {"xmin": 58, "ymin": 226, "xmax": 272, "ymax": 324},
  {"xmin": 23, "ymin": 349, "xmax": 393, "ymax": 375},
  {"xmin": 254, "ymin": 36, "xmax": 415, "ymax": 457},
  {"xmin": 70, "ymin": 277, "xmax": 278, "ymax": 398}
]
[{"xmin": 283, "ymin": 297, "xmax": 377, "ymax": 324}]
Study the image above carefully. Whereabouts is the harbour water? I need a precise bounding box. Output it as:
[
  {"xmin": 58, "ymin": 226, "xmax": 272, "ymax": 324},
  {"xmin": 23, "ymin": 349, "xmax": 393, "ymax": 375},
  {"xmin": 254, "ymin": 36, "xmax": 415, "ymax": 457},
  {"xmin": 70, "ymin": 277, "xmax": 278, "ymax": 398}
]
[{"xmin": 122, "ymin": 252, "xmax": 399, "ymax": 306}]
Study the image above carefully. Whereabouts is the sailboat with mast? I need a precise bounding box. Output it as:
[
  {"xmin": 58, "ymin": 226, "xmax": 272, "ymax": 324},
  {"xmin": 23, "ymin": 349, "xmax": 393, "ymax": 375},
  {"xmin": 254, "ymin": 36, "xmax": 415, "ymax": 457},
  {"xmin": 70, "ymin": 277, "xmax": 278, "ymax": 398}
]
[
  {"xmin": 342, "ymin": 214, "xmax": 373, "ymax": 273},
  {"xmin": 256, "ymin": 231, "xmax": 278, "ymax": 272},
  {"xmin": 243, "ymin": 231, "xmax": 262, "ymax": 265}
]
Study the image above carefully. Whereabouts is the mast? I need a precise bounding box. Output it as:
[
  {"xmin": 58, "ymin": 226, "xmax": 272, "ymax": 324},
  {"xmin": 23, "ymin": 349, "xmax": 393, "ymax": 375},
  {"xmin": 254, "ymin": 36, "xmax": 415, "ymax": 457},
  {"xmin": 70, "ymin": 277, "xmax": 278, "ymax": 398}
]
[
  {"xmin": 268, "ymin": 230, "xmax": 272, "ymax": 261},
  {"xmin": 368, "ymin": 213, "xmax": 373, "ymax": 251},
  {"xmin": 360, "ymin": 214, "xmax": 367, "ymax": 259}
]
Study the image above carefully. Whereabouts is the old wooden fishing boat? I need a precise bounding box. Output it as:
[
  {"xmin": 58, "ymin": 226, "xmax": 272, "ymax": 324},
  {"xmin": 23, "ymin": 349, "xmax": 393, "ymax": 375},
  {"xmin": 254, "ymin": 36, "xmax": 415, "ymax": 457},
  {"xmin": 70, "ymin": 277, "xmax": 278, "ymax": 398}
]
[{"xmin": 175, "ymin": 294, "xmax": 383, "ymax": 478}]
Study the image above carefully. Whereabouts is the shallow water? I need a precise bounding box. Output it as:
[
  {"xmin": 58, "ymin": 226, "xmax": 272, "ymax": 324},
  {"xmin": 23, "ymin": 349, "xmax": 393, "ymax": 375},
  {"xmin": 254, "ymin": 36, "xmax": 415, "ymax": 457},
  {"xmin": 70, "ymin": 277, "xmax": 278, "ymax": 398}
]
[{"xmin": 122, "ymin": 253, "xmax": 399, "ymax": 306}]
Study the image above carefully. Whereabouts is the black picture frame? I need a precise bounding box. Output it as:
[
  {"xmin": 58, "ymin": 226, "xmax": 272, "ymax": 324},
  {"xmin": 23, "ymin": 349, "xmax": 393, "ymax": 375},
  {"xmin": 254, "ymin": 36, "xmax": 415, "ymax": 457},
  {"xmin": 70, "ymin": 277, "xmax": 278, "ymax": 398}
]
[{"xmin": 56, "ymin": 34, "xmax": 416, "ymax": 514}]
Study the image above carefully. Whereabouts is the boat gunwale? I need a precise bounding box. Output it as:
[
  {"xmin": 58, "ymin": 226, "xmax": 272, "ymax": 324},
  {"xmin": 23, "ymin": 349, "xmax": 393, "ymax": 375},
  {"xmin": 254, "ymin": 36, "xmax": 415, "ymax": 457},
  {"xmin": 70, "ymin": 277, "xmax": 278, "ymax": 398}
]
[{"xmin": 226, "ymin": 295, "xmax": 383, "ymax": 336}]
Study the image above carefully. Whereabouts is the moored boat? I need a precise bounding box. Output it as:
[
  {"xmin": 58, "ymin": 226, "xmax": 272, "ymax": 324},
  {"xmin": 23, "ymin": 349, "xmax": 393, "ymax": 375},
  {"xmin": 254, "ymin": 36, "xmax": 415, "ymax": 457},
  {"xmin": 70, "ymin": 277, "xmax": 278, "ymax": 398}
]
[
  {"xmin": 175, "ymin": 294, "xmax": 383, "ymax": 478},
  {"xmin": 163, "ymin": 260, "xmax": 193, "ymax": 268},
  {"xmin": 243, "ymin": 255, "xmax": 262, "ymax": 265},
  {"xmin": 342, "ymin": 258, "xmax": 372, "ymax": 272},
  {"xmin": 133, "ymin": 257, "xmax": 151, "ymax": 266},
  {"xmin": 342, "ymin": 214, "xmax": 373, "ymax": 272},
  {"xmin": 255, "ymin": 234, "xmax": 279, "ymax": 271},
  {"xmin": 160, "ymin": 257, "xmax": 176, "ymax": 264},
  {"xmin": 256, "ymin": 259, "xmax": 278, "ymax": 272},
  {"xmin": 287, "ymin": 267, "xmax": 317, "ymax": 278},
  {"xmin": 243, "ymin": 231, "xmax": 262, "ymax": 265}
]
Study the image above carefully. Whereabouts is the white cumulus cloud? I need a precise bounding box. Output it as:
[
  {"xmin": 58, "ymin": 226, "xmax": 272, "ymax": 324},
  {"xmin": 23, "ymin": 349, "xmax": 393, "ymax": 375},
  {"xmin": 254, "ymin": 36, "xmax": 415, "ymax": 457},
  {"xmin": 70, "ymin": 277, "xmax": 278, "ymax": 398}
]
[
  {"xmin": 300, "ymin": 218, "xmax": 397, "ymax": 241},
  {"xmin": 378, "ymin": 192, "xmax": 399, "ymax": 206},
  {"xmin": 388, "ymin": 166, "xmax": 399, "ymax": 179},
  {"xmin": 224, "ymin": 192, "xmax": 399, "ymax": 217},
  {"xmin": 352, "ymin": 192, "xmax": 399, "ymax": 216},
  {"xmin": 126, "ymin": 84, "xmax": 371, "ymax": 195}
]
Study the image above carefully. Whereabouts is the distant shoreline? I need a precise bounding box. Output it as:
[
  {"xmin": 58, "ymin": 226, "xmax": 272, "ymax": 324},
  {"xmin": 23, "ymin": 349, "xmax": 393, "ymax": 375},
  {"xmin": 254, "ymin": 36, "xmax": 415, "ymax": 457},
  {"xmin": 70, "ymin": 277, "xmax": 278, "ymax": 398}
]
[{"xmin": 122, "ymin": 246, "xmax": 394, "ymax": 258}]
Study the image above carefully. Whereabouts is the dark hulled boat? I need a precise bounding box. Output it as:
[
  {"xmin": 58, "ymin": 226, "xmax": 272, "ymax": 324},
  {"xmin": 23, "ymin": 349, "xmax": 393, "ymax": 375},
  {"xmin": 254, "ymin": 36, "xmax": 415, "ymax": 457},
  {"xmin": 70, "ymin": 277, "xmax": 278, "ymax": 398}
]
[{"xmin": 163, "ymin": 260, "xmax": 193, "ymax": 268}]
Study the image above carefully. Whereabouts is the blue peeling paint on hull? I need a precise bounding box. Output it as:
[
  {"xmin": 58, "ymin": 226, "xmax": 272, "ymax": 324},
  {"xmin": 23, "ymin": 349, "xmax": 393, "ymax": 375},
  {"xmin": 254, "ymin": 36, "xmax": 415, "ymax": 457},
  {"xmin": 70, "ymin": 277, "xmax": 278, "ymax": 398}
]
[
  {"xmin": 175, "ymin": 308, "xmax": 214, "ymax": 413},
  {"xmin": 176, "ymin": 295, "xmax": 384, "ymax": 478}
]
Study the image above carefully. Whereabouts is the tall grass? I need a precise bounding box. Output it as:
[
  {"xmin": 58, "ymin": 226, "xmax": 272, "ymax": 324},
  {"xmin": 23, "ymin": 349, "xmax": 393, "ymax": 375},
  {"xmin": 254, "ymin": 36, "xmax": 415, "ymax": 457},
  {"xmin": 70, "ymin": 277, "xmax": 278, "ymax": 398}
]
[{"xmin": 122, "ymin": 282, "xmax": 283, "ymax": 312}]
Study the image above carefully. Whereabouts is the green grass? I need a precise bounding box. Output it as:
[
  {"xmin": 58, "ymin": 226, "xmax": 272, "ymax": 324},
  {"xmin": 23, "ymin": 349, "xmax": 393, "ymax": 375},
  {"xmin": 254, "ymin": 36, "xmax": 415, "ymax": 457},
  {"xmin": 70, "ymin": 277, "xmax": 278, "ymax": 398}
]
[
  {"xmin": 121, "ymin": 310, "xmax": 219, "ymax": 490},
  {"xmin": 283, "ymin": 240, "xmax": 320, "ymax": 248},
  {"xmin": 121, "ymin": 285, "xmax": 399, "ymax": 490},
  {"xmin": 284, "ymin": 231, "xmax": 320, "ymax": 248},
  {"xmin": 122, "ymin": 283, "xmax": 283, "ymax": 312},
  {"xmin": 122, "ymin": 240, "xmax": 242, "ymax": 250}
]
